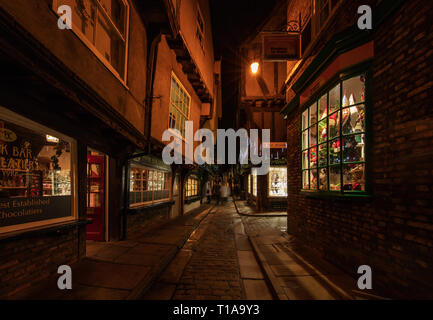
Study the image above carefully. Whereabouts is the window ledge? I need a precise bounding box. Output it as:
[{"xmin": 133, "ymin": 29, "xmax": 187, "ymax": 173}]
[
  {"xmin": 0, "ymin": 219, "xmax": 91, "ymax": 243},
  {"xmin": 300, "ymin": 190, "xmax": 373, "ymax": 201},
  {"xmin": 185, "ymin": 196, "xmax": 200, "ymax": 204},
  {"xmin": 127, "ymin": 200, "xmax": 175, "ymax": 214}
]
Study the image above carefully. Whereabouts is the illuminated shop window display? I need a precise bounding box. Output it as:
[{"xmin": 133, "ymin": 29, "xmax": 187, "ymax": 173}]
[
  {"xmin": 268, "ymin": 167, "xmax": 287, "ymax": 197},
  {"xmin": 186, "ymin": 176, "xmax": 199, "ymax": 199},
  {"xmin": 301, "ymin": 74, "xmax": 367, "ymax": 193},
  {"xmin": 0, "ymin": 107, "xmax": 76, "ymax": 232},
  {"xmin": 129, "ymin": 165, "xmax": 170, "ymax": 206}
]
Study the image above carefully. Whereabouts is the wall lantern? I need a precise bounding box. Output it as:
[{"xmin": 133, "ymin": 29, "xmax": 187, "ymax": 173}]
[{"xmin": 250, "ymin": 62, "xmax": 259, "ymax": 74}]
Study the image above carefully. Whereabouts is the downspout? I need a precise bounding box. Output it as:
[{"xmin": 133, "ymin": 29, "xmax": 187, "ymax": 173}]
[
  {"xmin": 146, "ymin": 32, "xmax": 162, "ymax": 153},
  {"xmin": 121, "ymin": 32, "xmax": 162, "ymax": 240}
]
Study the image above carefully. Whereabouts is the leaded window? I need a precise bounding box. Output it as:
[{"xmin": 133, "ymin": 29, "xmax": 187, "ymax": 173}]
[
  {"xmin": 301, "ymin": 74, "xmax": 367, "ymax": 193},
  {"xmin": 169, "ymin": 74, "xmax": 191, "ymax": 137}
]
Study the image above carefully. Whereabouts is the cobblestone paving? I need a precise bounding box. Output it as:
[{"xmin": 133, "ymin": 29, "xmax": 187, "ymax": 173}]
[
  {"xmin": 172, "ymin": 203, "xmax": 243, "ymax": 300},
  {"xmin": 242, "ymin": 216, "xmax": 287, "ymax": 235}
]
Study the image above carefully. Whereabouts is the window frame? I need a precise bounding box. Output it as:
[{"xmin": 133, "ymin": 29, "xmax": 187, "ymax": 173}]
[
  {"xmin": 168, "ymin": 72, "xmax": 191, "ymax": 138},
  {"xmin": 185, "ymin": 175, "xmax": 199, "ymax": 200},
  {"xmin": 299, "ymin": 64, "xmax": 373, "ymax": 198},
  {"xmin": 0, "ymin": 106, "xmax": 78, "ymax": 235},
  {"xmin": 196, "ymin": 4, "xmax": 205, "ymax": 53},
  {"xmin": 52, "ymin": 0, "xmax": 130, "ymax": 85},
  {"xmin": 129, "ymin": 164, "xmax": 171, "ymax": 207}
]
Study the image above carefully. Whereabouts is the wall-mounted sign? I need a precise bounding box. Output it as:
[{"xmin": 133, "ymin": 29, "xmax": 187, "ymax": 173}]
[
  {"xmin": 263, "ymin": 142, "xmax": 288, "ymax": 149},
  {"xmin": 263, "ymin": 33, "xmax": 300, "ymax": 61},
  {"xmin": 0, "ymin": 196, "xmax": 71, "ymax": 228}
]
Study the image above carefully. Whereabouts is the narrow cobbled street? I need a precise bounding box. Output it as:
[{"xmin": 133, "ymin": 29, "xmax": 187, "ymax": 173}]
[{"xmin": 142, "ymin": 201, "xmax": 279, "ymax": 300}]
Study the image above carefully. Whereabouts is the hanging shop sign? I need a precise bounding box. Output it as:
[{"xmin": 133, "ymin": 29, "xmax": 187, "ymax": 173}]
[{"xmin": 263, "ymin": 33, "xmax": 300, "ymax": 61}]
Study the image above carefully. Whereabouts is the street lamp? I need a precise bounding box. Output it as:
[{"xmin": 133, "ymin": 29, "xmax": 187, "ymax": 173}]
[{"xmin": 250, "ymin": 62, "xmax": 259, "ymax": 74}]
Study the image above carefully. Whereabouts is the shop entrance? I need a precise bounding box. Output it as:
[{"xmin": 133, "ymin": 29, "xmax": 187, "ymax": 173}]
[{"xmin": 86, "ymin": 149, "xmax": 106, "ymax": 241}]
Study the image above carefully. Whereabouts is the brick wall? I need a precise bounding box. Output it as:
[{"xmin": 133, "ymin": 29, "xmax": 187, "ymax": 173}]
[
  {"xmin": 126, "ymin": 205, "xmax": 172, "ymax": 239},
  {"xmin": 0, "ymin": 225, "xmax": 85, "ymax": 297},
  {"xmin": 286, "ymin": 0, "xmax": 433, "ymax": 298}
]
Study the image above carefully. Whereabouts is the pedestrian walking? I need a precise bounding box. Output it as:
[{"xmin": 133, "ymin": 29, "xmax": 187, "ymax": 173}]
[{"xmin": 219, "ymin": 182, "xmax": 230, "ymax": 203}]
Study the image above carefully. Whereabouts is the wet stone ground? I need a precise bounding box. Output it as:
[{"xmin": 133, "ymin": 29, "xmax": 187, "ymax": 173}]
[{"xmin": 142, "ymin": 201, "xmax": 280, "ymax": 300}]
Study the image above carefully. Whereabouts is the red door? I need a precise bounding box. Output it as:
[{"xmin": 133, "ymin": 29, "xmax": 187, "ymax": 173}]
[{"xmin": 86, "ymin": 155, "xmax": 105, "ymax": 241}]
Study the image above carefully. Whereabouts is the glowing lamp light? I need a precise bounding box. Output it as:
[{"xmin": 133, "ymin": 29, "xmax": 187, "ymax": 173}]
[
  {"xmin": 46, "ymin": 135, "xmax": 59, "ymax": 143},
  {"xmin": 250, "ymin": 62, "xmax": 259, "ymax": 74}
]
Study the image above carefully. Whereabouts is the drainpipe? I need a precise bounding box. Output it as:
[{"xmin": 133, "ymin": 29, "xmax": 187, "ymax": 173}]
[
  {"xmin": 121, "ymin": 32, "xmax": 162, "ymax": 240},
  {"xmin": 145, "ymin": 32, "xmax": 162, "ymax": 153}
]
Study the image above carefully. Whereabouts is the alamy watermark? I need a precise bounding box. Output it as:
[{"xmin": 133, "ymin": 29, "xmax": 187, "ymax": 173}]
[{"xmin": 162, "ymin": 121, "xmax": 271, "ymax": 175}]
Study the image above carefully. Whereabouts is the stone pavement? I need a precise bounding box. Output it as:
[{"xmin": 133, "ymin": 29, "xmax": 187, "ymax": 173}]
[
  {"xmin": 234, "ymin": 199, "xmax": 287, "ymax": 217},
  {"xmin": 241, "ymin": 214, "xmax": 388, "ymax": 300},
  {"xmin": 7, "ymin": 205, "xmax": 213, "ymax": 300},
  {"xmin": 142, "ymin": 201, "xmax": 274, "ymax": 300}
]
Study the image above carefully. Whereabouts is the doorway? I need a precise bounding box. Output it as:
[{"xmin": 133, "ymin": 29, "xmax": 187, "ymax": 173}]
[{"xmin": 86, "ymin": 149, "xmax": 107, "ymax": 241}]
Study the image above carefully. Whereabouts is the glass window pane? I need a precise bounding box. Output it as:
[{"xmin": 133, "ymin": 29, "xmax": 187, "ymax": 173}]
[
  {"xmin": 329, "ymin": 138, "xmax": 341, "ymax": 165},
  {"xmin": 302, "ymin": 130, "xmax": 309, "ymax": 150},
  {"xmin": 329, "ymin": 111, "xmax": 340, "ymax": 139},
  {"xmin": 318, "ymin": 119, "xmax": 327, "ymax": 143},
  {"xmin": 268, "ymin": 167, "xmax": 287, "ymax": 197},
  {"xmin": 309, "ymin": 147, "xmax": 317, "ymax": 168},
  {"xmin": 302, "ymin": 109, "xmax": 309, "ymax": 130},
  {"xmin": 318, "ymin": 94, "xmax": 327, "ymax": 120},
  {"xmin": 343, "ymin": 74, "xmax": 366, "ymax": 106},
  {"xmin": 310, "ymin": 169, "xmax": 318, "ymax": 190},
  {"xmin": 342, "ymin": 134, "xmax": 365, "ymax": 163},
  {"xmin": 342, "ymin": 105, "xmax": 365, "ymax": 135},
  {"xmin": 318, "ymin": 143, "xmax": 327, "ymax": 167},
  {"xmin": 309, "ymin": 124, "xmax": 317, "ymax": 146},
  {"xmin": 309, "ymin": 103, "xmax": 317, "ymax": 125},
  {"xmin": 329, "ymin": 83, "xmax": 340, "ymax": 113},
  {"xmin": 319, "ymin": 168, "xmax": 328, "ymax": 191},
  {"xmin": 302, "ymin": 150, "xmax": 309, "ymax": 169},
  {"xmin": 343, "ymin": 164, "xmax": 365, "ymax": 191},
  {"xmin": 329, "ymin": 166, "xmax": 341, "ymax": 191},
  {"xmin": 302, "ymin": 170, "xmax": 309, "ymax": 189}
]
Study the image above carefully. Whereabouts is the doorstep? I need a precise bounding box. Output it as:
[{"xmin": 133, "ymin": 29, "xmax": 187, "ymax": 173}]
[{"xmin": 6, "ymin": 204, "xmax": 214, "ymax": 300}]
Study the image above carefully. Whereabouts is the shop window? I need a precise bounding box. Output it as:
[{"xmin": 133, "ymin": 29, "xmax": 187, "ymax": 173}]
[
  {"xmin": 0, "ymin": 107, "xmax": 76, "ymax": 233},
  {"xmin": 252, "ymin": 169, "xmax": 257, "ymax": 197},
  {"xmin": 53, "ymin": 0, "xmax": 129, "ymax": 81},
  {"xmin": 129, "ymin": 165, "xmax": 170, "ymax": 206},
  {"xmin": 248, "ymin": 174, "xmax": 251, "ymax": 194},
  {"xmin": 268, "ymin": 167, "xmax": 288, "ymax": 197},
  {"xmin": 301, "ymin": 73, "xmax": 367, "ymax": 194},
  {"xmin": 185, "ymin": 176, "xmax": 199, "ymax": 199},
  {"xmin": 169, "ymin": 74, "xmax": 191, "ymax": 137}
]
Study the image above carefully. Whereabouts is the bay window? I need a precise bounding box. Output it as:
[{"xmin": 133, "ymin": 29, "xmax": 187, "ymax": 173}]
[
  {"xmin": 169, "ymin": 74, "xmax": 191, "ymax": 137},
  {"xmin": 129, "ymin": 165, "xmax": 170, "ymax": 206},
  {"xmin": 0, "ymin": 107, "xmax": 77, "ymax": 233},
  {"xmin": 301, "ymin": 73, "xmax": 367, "ymax": 194}
]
